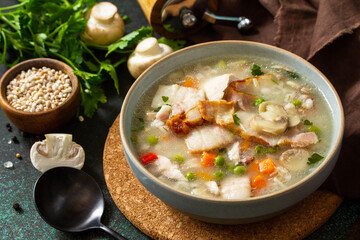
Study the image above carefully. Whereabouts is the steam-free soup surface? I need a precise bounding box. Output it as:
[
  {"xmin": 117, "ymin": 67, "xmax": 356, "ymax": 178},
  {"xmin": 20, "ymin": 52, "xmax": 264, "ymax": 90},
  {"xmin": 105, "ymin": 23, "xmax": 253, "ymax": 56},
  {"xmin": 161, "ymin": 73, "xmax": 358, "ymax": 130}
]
[{"xmin": 131, "ymin": 56, "xmax": 332, "ymax": 199}]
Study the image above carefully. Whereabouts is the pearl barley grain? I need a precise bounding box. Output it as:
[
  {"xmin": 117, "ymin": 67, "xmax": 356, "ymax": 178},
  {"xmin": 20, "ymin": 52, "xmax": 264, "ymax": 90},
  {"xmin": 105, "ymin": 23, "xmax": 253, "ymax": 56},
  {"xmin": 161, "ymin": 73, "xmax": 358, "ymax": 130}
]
[{"xmin": 6, "ymin": 67, "xmax": 72, "ymax": 112}]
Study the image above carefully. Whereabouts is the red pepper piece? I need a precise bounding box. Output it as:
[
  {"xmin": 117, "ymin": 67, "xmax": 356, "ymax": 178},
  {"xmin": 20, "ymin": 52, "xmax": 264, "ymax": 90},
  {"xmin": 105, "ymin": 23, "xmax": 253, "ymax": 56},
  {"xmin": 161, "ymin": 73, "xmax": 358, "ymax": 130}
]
[{"xmin": 140, "ymin": 152, "xmax": 158, "ymax": 164}]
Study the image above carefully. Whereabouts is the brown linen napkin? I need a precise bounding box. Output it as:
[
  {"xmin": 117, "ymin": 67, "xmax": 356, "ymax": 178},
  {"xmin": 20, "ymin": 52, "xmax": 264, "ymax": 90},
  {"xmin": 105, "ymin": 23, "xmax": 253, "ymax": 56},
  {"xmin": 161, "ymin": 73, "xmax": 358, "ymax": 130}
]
[{"xmin": 186, "ymin": 0, "xmax": 360, "ymax": 198}]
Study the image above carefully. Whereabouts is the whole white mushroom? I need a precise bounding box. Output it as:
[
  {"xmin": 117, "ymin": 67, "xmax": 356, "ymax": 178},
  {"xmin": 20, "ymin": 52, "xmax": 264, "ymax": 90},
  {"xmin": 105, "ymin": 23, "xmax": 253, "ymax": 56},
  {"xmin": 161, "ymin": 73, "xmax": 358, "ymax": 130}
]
[
  {"xmin": 127, "ymin": 37, "xmax": 173, "ymax": 78},
  {"xmin": 30, "ymin": 134, "xmax": 85, "ymax": 172},
  {"xmin": 82, "ymin": 1, "xmax": 125, "ymax": 45}
]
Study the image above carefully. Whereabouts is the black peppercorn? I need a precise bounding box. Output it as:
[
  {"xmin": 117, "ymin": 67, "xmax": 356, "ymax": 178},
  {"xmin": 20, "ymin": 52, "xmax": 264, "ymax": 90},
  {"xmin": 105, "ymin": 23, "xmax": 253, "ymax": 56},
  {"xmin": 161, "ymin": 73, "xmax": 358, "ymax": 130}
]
[
  {"xmin": 13, "ymin": 203, "xmax": 22, "ymax": 212},
  {"xmin": 11, "ymin": 136, "xmax": 19, "ymax": 144},
  {"xmin": 6, "ymin": 123, "xmax": 12, "ymax": 132}
]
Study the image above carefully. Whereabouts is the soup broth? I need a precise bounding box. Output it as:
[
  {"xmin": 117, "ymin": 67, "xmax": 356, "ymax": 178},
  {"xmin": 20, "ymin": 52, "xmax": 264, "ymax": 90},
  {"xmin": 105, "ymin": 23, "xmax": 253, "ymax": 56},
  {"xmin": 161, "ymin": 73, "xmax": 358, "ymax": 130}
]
[{"xmin": 131, "ymin": 56, "xmax": 332, "ymax": 199}]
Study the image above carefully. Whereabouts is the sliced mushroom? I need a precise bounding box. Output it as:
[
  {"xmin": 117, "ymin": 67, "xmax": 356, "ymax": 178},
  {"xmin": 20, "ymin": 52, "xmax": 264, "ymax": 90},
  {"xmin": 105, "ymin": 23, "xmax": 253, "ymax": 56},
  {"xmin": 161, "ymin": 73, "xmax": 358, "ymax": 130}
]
[
  {"xmin": 251, "ymin": 102, "xmax": 289, "ymax": 135},
  {"xmin": 280, "ymin": 149, "xmax": 310, "ymax": 171},
  {"xmin": 250, "ymin": 114, "xmax": 288, "ymax": 135},
  {"xmin": 30, "ymin": 134, "xmax": 85, "ymax": 172}
]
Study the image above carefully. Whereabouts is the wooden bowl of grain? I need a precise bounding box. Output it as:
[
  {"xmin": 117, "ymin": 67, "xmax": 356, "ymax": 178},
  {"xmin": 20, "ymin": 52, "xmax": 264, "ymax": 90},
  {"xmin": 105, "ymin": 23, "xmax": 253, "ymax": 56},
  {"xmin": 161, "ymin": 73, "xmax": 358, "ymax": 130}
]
[{"xmin": 0, "ymin": 58, "xmax": 80, "ymax": 134}]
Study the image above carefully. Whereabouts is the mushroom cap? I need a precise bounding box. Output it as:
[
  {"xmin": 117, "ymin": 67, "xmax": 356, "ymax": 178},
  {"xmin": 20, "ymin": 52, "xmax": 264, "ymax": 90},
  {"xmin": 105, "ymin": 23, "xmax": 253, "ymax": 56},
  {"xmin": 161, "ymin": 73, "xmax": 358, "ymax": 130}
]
[
  {"xmin": 81, "ymin": 2, "xmax": 125, "ymax": 45},
  {"xmin": 127, "ymin": 37, "xmax": 173, "ymax": 78}
]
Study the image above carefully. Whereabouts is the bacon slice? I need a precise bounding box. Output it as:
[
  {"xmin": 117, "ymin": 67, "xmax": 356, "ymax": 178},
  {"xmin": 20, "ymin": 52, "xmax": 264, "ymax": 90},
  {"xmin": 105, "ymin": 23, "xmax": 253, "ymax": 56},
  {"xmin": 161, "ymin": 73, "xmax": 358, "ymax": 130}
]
[
  {"xmin": 201, "ymin": 74, "xmax": 238, "ymax": 101},
  {"xmin": 225, "ymin": 87, "xmax": 257, "ymax": 111},
  {"xmin": 166, "ymin": 107, "xmax": 203, "ymax": 136},
  {"xmin": 198, "ymin": 100, "xmax": 235, "ymax": 126},
  {"xmin": 185, "ymin": 125, "xmax": 234, "ymax": 153}
]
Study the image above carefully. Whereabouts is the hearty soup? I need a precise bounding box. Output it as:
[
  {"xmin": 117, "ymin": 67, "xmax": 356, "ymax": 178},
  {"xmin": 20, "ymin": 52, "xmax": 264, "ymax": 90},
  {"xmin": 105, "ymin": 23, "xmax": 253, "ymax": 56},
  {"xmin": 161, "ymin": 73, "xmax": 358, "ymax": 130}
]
[{"xmin": 131, "ymin": 56, "xmax": 332, "ymax": 199}]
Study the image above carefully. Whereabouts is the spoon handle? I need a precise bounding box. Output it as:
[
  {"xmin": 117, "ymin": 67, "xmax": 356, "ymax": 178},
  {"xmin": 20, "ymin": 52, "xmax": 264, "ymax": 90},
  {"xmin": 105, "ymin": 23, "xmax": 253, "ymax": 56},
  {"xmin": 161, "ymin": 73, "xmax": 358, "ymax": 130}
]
[{"xmin": 99, "ymin": 223, "xmax": 127, "ymax": 240}]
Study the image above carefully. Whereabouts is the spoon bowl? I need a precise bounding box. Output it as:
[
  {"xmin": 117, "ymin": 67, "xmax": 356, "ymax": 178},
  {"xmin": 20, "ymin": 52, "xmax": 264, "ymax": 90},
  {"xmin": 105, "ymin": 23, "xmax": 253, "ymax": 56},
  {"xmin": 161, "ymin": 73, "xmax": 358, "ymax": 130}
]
[{"xmin": 33, "ymin": 167, "xmax": 126, "ymax": 239}]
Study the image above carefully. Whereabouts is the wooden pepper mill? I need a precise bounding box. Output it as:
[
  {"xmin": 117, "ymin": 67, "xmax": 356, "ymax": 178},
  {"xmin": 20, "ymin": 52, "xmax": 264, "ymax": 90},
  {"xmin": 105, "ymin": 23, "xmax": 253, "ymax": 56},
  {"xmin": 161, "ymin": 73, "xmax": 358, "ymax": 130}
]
[{"xmin": 137, "ymin": 0, "xmax": 219, "ymax": 38}]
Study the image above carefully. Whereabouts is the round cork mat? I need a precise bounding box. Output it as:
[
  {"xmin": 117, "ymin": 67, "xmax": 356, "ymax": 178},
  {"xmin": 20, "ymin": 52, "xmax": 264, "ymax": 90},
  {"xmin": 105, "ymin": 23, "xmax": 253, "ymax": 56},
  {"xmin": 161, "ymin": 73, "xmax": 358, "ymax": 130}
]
[{"xmin": 103, "ymin": 115, "xmax": 343, "ymax": 240}]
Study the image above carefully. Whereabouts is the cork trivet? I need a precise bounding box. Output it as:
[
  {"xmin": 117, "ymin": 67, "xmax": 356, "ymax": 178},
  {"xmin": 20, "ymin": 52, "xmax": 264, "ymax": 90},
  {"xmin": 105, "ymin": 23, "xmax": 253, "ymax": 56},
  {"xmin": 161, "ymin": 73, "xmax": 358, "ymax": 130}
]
[{"xmin": 103, "ymin": 115, "xmax": 343, "ymax": 240}]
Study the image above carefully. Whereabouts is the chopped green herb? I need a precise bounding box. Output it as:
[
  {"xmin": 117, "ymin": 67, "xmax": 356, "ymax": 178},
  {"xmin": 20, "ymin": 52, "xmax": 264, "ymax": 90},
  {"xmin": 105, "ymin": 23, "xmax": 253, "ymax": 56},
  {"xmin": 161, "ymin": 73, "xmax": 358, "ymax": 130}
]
[
  {"xmin": 287, "ymin": 71, "xmax": 300, "ymax": 79},
  {"xmin": 162, "ymin": 96, "xmax": 169, "ymax": 102},
  {"xmin": 219, "ymin": 148, "xmax": 227, "ymax": 153},
  {"xmin": 304, "ymin": 119, "xmax": 313, "ymax": 125},
  {"xmin": 157, "ymin": 37, "xmax": 187, "ymax": 51},
  {"xmin": 154, "ymin": 106, "xmax": 162, "ymax": 112},
  {"xmin": 292, "ymin": 100, "xmax": 302, "ymax": 107},
  {"xmin": 147, "ymin": 136, "xmax": 158, "ymax": 145},
  {"xmin": 233, "ymin": 114, "xmax": 241, "ymax": 125},
  {"xmin": 271, "ymin": 78, "xmax": 279, "ymax": 85},
  {"xmin": 275, "ymin": 145, "xmax": 280, "ymax": 150},
  {"xmin": 267, "ymin": 147, "xmax": 277, "ymax": 154},
  {"xmin": 255, "ymin": 145, "xmax": 267, "ymax": 155},
  {"xmin": 255, "ymin": 98, "xmax": 265, "ymax": 107},
  {"xmin": 234, "ymin": 166, "xmax": 246, "ymax": 175},
  {"xmin": 214, "ymin": 156, "xmax": 225, "ymax": 167},
  {"xmin": 308, "ymin": 126, "xmax": 320, "ymax": 134},
  {"xmin": 213, "ymin": 171, "xmax": 224, "ymax": 180},
  {"xmin": 251, "ymin": 64, "xmax": 264, "ymax": 76},
  {"xmin": 174, "ymin": 154, "xmax": 184, "ymax": 163},
  {"xmin": 307, "ymin": 153, "xmax": 324, "ymax": 165},
  {"xmin": 185, "ymin": 172, "xmax": 195, "ymax": 181}
]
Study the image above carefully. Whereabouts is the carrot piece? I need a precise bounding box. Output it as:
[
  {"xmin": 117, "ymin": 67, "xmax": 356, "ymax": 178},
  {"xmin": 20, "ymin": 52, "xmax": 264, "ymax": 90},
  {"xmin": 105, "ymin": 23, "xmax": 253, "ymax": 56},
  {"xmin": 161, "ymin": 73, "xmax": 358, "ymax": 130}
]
[
  {"xmin": 200, "ymin": 152, "xmax": 216, "ymax": 167},
  {"xmin": 196, "ymin": 172, "xmax": 213, "ymax": 181},
  {"xmin": 183, "ymin": 77, "xmax": 198, "ymax": 88},
  {"xmin": 140, "ymin": 152, "xmax": 158, "ymax": 164},
  {"xmin": 258, "ymin": 158, "xmax": 276, "ymax": 175},
  {"xmin": 251, "ymin": 175, "xmax": 267, "ymax": 188},
  {"xmin": 241, "ymin": 140, "xmax": 251, "ymax": 151},
  {"xmin": 248, "ymin": 159, "xmax": 260, "ymax": 173},
  {"xmin": 162, "ymin": 135, "xmax": 170, "ymax": 141}
]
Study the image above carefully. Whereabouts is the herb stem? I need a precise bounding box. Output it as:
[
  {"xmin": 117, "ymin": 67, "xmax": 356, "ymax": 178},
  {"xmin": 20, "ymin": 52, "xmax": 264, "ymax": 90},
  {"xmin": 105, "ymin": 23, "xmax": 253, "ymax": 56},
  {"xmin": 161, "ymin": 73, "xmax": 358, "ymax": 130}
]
[
  {"xmin": 80, "ymin": 41, "xmax": 101, "ymax": 64},
  {"xmin": 51, "ymin": 51, "xmax": 78, "ymax": 70},
  {"xmin": 0, "ymin": 31, "xmax": 7, "ymax": 63},
  {"xmin": 0, "ymin": 2, "xmax": 27, "ymax": 11},
  {"xmin": 0, "ymin": 15, "xmax": 18, "ymax": 31}
]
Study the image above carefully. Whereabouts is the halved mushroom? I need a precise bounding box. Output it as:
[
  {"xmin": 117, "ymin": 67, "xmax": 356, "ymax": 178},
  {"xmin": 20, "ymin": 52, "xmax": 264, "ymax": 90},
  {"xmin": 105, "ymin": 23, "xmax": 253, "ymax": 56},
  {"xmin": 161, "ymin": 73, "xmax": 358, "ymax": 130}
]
[
  {"xmin": 251, "ymin": 102, "xmax": 289, "ymax": 135},
  {"xmin": 280, "ymin": 149, "xmax": 310, "ymax": 171},
  {"xmin": 30, "ymin": 134, "xmax": 85, "ymax": 172}
]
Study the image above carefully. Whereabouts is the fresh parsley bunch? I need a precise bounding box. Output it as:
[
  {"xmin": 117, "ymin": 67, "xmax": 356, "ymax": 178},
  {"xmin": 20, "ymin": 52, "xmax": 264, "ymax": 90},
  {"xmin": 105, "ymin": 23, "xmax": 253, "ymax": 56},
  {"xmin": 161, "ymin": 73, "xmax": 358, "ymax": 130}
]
[{"xmin": 0, "ymin": 0, "xmax": 185, "ymax": 117}]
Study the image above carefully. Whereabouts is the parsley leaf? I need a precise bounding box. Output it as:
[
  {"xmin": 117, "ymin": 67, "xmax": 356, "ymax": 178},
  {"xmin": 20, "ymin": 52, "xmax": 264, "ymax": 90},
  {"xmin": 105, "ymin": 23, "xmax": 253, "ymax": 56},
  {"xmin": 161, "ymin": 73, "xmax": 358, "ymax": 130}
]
[
  {"xmin": 157, "ymin": 37, "xmax": 186, "ymax": 51},
  {"xmin": 255, "ymin": 98, "xmax": 265, "ymax": 107},
  {"xmin": 251, "ymin": 64, "xmax": 264, "ymax": 76},
  {"xmin": 154, "ymin": 106, "xmax": 161, "ymax": 112},
  {"xmin": 162, "ymin": 96, "xmax": 169, "ymax": 102},
  {"xmin": 304, "ymin": 119, "xmax": 313, "ymax": 125},
  {"xmin": 233, "ymin": 114, "xmax": 241, "ymax": 125},
  {"xmin": 287, "ymin": 70, "xmax": 300, "ymax": 79},
  {"xmin": 307, "ymin": 153, "xmax": 324, "ymax": 165},
  {"xmin": 219, "ymin": 148, "xmax": 227, "ymax": 153}
]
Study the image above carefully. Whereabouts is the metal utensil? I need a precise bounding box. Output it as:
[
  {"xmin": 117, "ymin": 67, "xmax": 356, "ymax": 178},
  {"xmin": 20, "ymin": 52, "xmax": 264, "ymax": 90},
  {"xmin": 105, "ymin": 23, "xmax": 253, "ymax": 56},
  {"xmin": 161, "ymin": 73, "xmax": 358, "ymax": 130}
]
[
  {"xmin": 161, "ymin": 0, "xmax": 254, "ymax": 34},
  {"xmin": 33, "ymin": 167, "xmax": 126, "ymax": 240}
]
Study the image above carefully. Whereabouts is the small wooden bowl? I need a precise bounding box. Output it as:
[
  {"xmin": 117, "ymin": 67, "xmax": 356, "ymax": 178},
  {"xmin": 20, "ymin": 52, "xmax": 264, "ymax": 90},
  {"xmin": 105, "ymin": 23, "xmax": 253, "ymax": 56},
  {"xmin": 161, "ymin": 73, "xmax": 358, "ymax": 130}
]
[{"xmin": 0, "ymin": 58, "xmax": 80, "ymax": 134}]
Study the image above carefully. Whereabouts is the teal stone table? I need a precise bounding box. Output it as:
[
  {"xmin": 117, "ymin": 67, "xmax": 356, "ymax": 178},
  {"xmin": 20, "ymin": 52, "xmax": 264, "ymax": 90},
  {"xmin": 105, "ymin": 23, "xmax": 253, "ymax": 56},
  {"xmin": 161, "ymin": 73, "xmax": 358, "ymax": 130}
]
[{"xmin": 0, "ymin": 0, "xmax": 359, "ymax": 239}]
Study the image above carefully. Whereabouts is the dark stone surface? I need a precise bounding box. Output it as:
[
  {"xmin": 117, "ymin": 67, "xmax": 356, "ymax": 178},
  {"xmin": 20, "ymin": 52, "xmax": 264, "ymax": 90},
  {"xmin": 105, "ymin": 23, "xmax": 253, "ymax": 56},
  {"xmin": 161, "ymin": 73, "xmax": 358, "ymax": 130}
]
[{"xmin": 0, "ymin": 0, "xmax": 359, "ymax": 240}]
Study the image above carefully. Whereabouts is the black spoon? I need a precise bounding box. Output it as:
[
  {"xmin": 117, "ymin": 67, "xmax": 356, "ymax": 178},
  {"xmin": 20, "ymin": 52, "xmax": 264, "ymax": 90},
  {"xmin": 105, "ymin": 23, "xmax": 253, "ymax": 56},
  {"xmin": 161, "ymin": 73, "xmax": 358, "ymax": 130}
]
[{"xmin": 33, "ymin": 167, "xmax": 126, "ymax": 240}]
